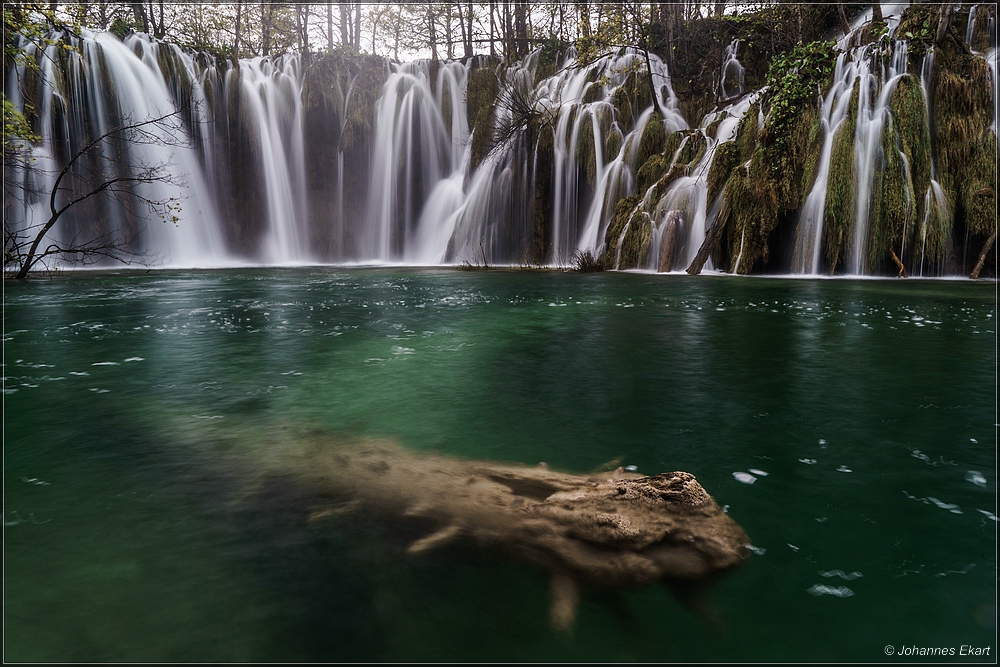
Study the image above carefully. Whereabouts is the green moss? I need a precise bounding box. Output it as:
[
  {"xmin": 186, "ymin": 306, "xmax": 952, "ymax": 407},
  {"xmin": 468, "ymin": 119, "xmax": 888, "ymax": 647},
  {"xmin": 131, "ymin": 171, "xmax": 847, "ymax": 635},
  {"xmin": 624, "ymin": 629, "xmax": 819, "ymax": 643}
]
[
  {"xmin": 636, "ymin": 112, "xmax": 665, "ymax": 167},
  {"xmin": 933, "ymin": 54, "xmax": 993, "ymax": 220},
  {"xmin": 823, "ymin": 78, "xmax": 859, "ymax": 273},
  {"xmin": 722, "ymin": 157, "xmax": 780, "ymax": 274},
  {"xmin": 663, "ymin": 130, "xmax": 683, "ymax": 160},
  {"xmin": 705, "ymin": 115, "xmax": 722, "ymax": 141},
  {"xmin": 963, "ymin": 131, "xmax": 996, "ymax": 237},
  {"xmin": 888, "ymin": 75, "xmax": 930, "ymax": 227},
  {"xmin": 618, "ymin": 211, "xmax": 653, "ymax": 269},
  {"xmin": 636, "ymin": 154, "xmax": 667, "ymax": 196},
  {"xmin": 867, "ymin": 118, "xmax": 910, "ymax": 271},
  {"xmin": 605, "ymin": 124, "xmax": 623, "ymax": 160},
  {"xmin": 707, "ymin": 141, "xmax": 739, "ymax": 204},
  {"xmin": 611, "ymin": 71, "xmax": 652, "ymax": 134},
  {"xmin": 604, "ymin": 195, "xmax": 639, "ymax": 259},
  {"xmin": 678, "ymin": 131, "xmax": 708, "ymax": 167},
  {"xmin": 575, "ymin": 114, "xmax": 596, "ymax": 186},
  {"xmin": 734, "ymin": 102, "xmax": 760, "ymax": 162}
]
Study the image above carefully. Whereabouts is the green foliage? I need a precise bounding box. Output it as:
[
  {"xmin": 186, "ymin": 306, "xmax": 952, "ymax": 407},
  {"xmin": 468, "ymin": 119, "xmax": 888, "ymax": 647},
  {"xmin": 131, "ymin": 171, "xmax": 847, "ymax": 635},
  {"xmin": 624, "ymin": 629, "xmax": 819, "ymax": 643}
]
[
  {"xmin": 3, "ymin": 95, "xmax": 39, "ymax": 149},
  {"xmin": 761, "ymin": 40, "xmax": 835, "ymax": 166},
  {"xmin": 896, "ymin": 5, "xmax": 937, "ymax": 58}
]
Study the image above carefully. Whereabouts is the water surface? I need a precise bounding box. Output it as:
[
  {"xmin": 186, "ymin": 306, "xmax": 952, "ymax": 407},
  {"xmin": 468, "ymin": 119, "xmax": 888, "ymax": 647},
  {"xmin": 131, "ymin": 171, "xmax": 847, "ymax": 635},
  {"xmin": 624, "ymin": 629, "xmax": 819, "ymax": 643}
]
[{"xmin": 4, "ymin": 269, "xmax": 996, "ymax": 661}]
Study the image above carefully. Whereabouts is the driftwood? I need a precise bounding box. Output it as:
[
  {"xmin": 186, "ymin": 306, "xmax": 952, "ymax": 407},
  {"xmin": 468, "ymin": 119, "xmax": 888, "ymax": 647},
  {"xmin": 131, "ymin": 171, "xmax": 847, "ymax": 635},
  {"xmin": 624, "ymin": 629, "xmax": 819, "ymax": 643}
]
[
  {"xmin": 658, "ymin": 210, "xmax": 684, "ymax": 273},
  {"xmin": 687, "ymin": 199, "xmax": 729, "ymax": 275},
  {"xmin": 970, "ymin": 229, "xmax": 996, "ymax": 279},
  {"xmin": 889, "ymin": 247, "xmax": 909, "ymax": 278},
  {"xmin": 302, "ymin": 439, "xmax": 749, "ymax": 632}
]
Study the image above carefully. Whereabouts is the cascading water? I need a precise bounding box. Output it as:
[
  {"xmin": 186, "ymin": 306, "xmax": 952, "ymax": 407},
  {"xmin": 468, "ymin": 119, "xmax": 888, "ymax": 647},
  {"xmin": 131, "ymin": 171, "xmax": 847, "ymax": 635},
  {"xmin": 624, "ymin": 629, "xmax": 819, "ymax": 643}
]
[
  {"xmin": 233, "ymin": 55, "xmax": 311, "ymax": 264},
  {"xmin": 719, "ymin": 40, "xmax": 745, "ymax": 100},
  {"xmin": 6, "ymin": 8, "xmax": 994, "ymax": 277},
  {"xmin": 5, "ymin": 30, "xmax": 228, "ymax": 268},
  {"xmin": 362, "ymin": 60, "xmax": 471, "ymax": 263},
  {"xmin": 792, "ymin": 51, "xmax": 860, "ymax": 275},
  {"xmin": 847, "ymin": 39, "xmax": 910, "ymax": 275}
]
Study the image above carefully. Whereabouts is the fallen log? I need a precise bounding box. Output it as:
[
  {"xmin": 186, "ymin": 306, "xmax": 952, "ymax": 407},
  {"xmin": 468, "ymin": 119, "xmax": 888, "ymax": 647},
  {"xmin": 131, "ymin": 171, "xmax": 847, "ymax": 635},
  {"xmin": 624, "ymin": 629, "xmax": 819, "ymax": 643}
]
[
  {"xmin": 970, "ymin": 229, "xmax": 996, "ymax": 279},
  {"xmin": 302, "ymin": 438, "xmax": 750, "ymax": 632},
  {"xmin": 889, "ymin": 247, "xmax": 909, "ymax": 278},
  {"xmin": 687, "ymin": 199, "xmax": 729, "ymax": 275}
]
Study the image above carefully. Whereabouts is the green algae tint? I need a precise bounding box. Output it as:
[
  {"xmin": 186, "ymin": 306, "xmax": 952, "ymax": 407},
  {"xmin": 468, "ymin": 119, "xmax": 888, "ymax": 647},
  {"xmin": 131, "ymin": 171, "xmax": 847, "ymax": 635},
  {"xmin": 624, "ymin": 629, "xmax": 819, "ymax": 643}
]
[{"xmin": 4, "ymin": 269, "xmax": 996, "ymax": 662}]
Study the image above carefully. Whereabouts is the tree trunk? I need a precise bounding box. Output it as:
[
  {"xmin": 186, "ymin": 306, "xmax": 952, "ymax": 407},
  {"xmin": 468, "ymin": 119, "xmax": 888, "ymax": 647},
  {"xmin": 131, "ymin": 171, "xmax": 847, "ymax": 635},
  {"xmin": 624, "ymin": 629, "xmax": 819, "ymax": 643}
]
[
  {"xmin": 935, "ymin": 2, "xmax": 955, "ymax": 45},
  {"xmin": 458, "ymin": 3, "xmax": 470, "ymax": 58},
  {"xmin": 261, "ymin": 1, "xmax": 271, "ymax": 56},
  {"xmin": 837, "ymin": 3, "xmax": 851, "ymax": 35},
  {"xmin": 970, "ymin": 229, "xmax": 996, "ymax": 279},
  {"xmin": 686, "ymin": 201, "xmax": 729, "ymax": 275},
  {"xmin": 326, "ymin": 3, "xmax": 332, "ymax": 51},
  {"xmin": 467, "ymin": 2, "xmax": 474, "ymax": 56},
  {"xmin": 339, "ymin": 2, "xmax": 350, "ymax": 47},
  {"xmin": 490, "ymin": 0, "xmax": 496, "ymax": 57},
  {"xmin": 446, "ymin": 4, "xmax": 454, "ymax": 59},
  {"xmin": 354, "ymin": 2, "xmax": 361, "ymax": 49},
  {"xmin": 235, "ymin": 0, "xmax": 243, "ymax": 56},
  {"xmin": 872, "ymin": 2, "xmax": 883, "ymax": 23},
  {"xmin": 577, "ymin": 0, "xmax": 591, "ymax": 40},
  {"xmin": 428, "ymin": 8, "xmax": 439, "ymax": 60},
  {"xmin": 714, "ymin": 1, "xmax": 726, "ymax": 17},
  {"xmin": 130, "ymin": 2, "xmax": 148, "ymax": 33},
  {"xmin": 514, "ymin": 3, "xmax": 527, "ymax": 58}
]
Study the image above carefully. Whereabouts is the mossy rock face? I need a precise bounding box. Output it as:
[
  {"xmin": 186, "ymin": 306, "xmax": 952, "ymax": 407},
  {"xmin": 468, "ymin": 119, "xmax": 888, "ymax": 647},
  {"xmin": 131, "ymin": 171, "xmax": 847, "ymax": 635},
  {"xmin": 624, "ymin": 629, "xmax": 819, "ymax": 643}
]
[
  {"xmin": 678, "ymin": 131, "xmax": 708, "ymax": 167},
  {"xmin": 705, "ymin": 115, "xmax": 722, "ymax": 141},
  {"xmin": 663, "ymin": 130, "xmax": 684, "ymax": 160},
  {"xmin": 611, "ymin": 70, "xmax": 653, "ymax": 134},
  {"xmin": 888, "ymin": 75, "xmax": 930, "ymax": 224},
  {"xmin": 604, "ymin": 195, "xmax": 640, "ymax": 258},
  {"xmin": 636, "ymin": 154, "xmax": 667, "ymax": 196},
  {"xmin": 575, "ymin": 114, "xmax": 597, "ymax": 185},
  {"xmin": 467, "ymin": 66, "xmax": 500, "ymax": 170},
  {"xmin": 868, "ymin": 117, "xmax": 911, "ymax": 272},
  {"xmin": 823, "ymin": 78, "xmax": 859, "ymax": 273},
  {"xmin": 734, "ymin": 102, "xmax": 761, "ymax": 163},
  {"xmin": 969, "ymin": 5, "xmax": 996, "ymax": 53},
  {"xmin": 964, "ymin": 131, "xmax": 997, "ymax": 237},
  {"xmin": 618, "ymin": 211, "xmax": 653, "ymax": 269},
  {"xmin": 605, "ymin": 124, "xmax": 624, "ymax": 160},
  {"xmin": 707, "ymin": 141, "xmax": 739, "ymax": 205},
  {"xmin": 933, "ymin": 52, "xmax": 993, "ymax": 224},
  {"xmin": 637, "ymin": 113, "xmax": 666, "ymax": 167},
  {"xmin": 723, "ymin": 157, "xmax": 780, "ymax": 274}
]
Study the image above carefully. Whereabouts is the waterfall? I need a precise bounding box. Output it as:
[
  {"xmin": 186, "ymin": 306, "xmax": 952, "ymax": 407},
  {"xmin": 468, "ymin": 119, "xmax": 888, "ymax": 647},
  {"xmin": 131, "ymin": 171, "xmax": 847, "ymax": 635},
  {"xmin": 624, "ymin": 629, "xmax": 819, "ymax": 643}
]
[
  {"xmin": 361, "ymin": 60, "xmax": 470, "ymax": 263},
  {"xmin": 234, "ymin": 55, "xmax": 311, "ymax": 264},
  {"xmin": 792, "ymin": 52, "xmax": 859, "ymax": 275},
  {"xmin": 719, "ymin": 40, "xmax": 745, "ymax": 100},
  {"xmin": 644, "ymin": 93, "xmax": 757, "ymax": 273},
  {"xmin": 5, "ymin": 30, "xmax": 228, "ymax": 268}
]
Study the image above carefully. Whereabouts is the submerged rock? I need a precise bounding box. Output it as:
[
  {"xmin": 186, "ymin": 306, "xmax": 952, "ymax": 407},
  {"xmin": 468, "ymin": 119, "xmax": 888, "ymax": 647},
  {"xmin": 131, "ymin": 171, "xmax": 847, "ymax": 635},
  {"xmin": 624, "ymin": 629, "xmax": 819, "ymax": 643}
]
[{"xmin": 302, "ymin": 438, "xmax": 749, "ymax": 631}]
